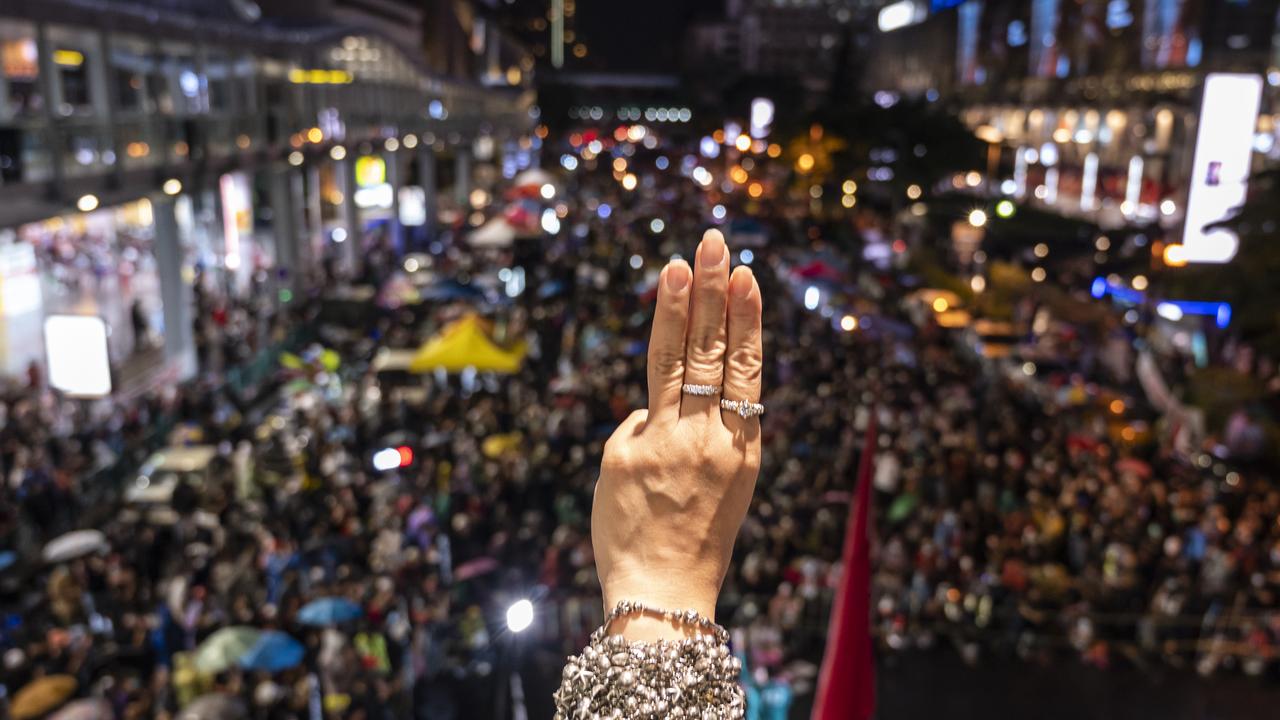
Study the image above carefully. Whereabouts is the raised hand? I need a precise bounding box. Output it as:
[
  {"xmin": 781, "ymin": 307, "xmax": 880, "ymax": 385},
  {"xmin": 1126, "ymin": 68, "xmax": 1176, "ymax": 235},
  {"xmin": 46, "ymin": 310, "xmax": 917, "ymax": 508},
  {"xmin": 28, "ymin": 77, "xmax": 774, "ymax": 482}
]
[{"xmin": 591, "ymin": 229, "xmax": 764, "ymax": 640}]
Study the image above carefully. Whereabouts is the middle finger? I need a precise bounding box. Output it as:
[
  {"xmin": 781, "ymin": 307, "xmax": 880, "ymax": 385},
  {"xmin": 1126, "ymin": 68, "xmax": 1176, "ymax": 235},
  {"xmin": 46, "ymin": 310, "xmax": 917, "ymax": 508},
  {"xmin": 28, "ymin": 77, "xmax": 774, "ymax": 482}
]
[{"xmin": 681, "ymin": 229, "xmax": 730, "ymax": 419}]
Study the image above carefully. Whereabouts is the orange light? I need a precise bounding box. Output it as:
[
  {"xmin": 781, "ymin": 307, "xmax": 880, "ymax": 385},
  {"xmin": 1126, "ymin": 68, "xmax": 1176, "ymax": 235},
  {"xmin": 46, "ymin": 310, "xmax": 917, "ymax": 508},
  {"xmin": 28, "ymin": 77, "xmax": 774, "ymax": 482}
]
[
  {"xmin": 614, "ymin": 126, "xmax": 629, "ymax": 142},
  {"xmin": 730, "ymin": 166, "xmax": 749, "ymax": 184},
  {"xmin": 734, "ymin": 134, "xmax": 752, "ymax": 152},
  {"xmin": 1163, "ymin": 243, "xmax": 1188, "ymax": 267},
  {"xmin": 932, "ymin": 297, "xmax": 949, "ymax": 313},
  {"xmin": 612, "ymin": 157, "xmax": 628, "ymax": 173},
  {"xmin": 306, "ymin": 127, "xmax": 324, "ymax": 144},
  {"xmin": 797, "ymin": 153, "xmax": 815, "ymax": 172},
  {"xmin": 535, "ymin": 125, "xmax": 549, "ymax": 139},
  {"xmin": 1110, "ymin": 399, "xmax": 1125, "ymax": 415},
  {"xmin": 1121, "ymin": 427, "xmax": 1137, "ymax": 442},
  {"xmin": 397, "ymin": 446, "xmax": 414, "ymax": 466},
  {"xmin": 569, "ymin": 132, "xmax": 583, "ymax": 147},
  {"xmin": 766, "ymin": 143, "xmax": 782, "ymax": 158},
  {"xmin": 712, "ymin": 130, "xmax": 725, "ymax": 144},
  {"xmin": 747, "ymin": 182, "xmax": 764, "ymax": 198}
]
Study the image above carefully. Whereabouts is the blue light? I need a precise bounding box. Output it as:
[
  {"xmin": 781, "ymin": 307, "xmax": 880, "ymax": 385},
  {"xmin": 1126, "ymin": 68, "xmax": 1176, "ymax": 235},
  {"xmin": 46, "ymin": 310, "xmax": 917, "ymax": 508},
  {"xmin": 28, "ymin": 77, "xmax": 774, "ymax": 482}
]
[
  {"xmin": 1216, "ymin": 304, "xmax": 1231, "ymax": 329},
  {"xmin": 1109, "ymin": 286, "xmax": 1144, "ymax": 305},
  {"xmin": 655, "ymin": 156, "xmax": 670, "ymax": 170},
  {"xmin": 1091, "ymin": 277, "xmax": 1107, "ymax": 299},
  {"xmin": 739, "ymin": 249, "xmax": 754, "ymax": 265},
  {"xmin": 597, "ymin": 203, "xmax": 612, "ymax": 219}
]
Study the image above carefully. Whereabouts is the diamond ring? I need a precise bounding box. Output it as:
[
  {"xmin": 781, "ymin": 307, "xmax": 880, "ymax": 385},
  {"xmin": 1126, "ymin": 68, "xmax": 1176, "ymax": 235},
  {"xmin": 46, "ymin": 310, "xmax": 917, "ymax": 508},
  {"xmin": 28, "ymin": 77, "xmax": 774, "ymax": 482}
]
[
  {"xmin": 720, "ymin": 398, "xmax": 765, "ymax": 419},
  {"xmin": 681, "ymin": 383, "xmax": 722, "ymax": 397}
]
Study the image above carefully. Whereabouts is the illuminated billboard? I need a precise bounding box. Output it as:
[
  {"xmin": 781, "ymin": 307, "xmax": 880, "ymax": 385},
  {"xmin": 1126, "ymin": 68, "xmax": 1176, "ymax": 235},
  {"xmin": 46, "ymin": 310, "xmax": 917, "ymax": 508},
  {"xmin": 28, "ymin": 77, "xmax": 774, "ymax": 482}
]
[
  {"xmin": 1180, "ymin": 73, "xmax": 1263, "ymax": 264},
  {"xmin": 45, "ymin": 315, "xmax": 112, "ymax": 398}
]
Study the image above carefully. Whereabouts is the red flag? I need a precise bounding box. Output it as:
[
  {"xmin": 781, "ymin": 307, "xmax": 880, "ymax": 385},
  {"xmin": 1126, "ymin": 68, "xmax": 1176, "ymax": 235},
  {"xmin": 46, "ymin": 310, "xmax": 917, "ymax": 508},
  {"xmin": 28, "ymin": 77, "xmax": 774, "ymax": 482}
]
[{"xmin": 812, "ymin": 415, "xmax": 877, "ymax": 720}]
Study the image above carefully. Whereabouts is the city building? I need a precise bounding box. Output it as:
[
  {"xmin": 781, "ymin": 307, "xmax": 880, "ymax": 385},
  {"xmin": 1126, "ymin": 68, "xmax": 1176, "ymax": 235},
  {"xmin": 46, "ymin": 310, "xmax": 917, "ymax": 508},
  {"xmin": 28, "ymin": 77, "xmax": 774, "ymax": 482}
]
[
  {"xmin": 864, "ymin": 0, "xmax": 1280, "ymax": 233},
  {"xmin": 0, "ymin": 0, "xmax": 535, "ymax": 381}
]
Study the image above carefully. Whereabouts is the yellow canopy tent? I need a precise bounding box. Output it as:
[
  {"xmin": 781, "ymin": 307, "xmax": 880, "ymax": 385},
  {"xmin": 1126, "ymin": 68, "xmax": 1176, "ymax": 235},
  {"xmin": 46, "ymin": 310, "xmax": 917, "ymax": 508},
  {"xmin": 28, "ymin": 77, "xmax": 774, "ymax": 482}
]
[{"xmin": 408, "ymin": 314, "xmax": 526, "ymax": 374}]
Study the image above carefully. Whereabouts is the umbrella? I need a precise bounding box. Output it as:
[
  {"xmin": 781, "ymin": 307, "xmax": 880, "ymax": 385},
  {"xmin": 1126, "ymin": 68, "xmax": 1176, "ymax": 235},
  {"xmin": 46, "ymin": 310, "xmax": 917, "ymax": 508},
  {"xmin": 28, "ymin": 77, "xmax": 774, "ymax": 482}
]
[
  {"xmin": 178, "ymin": 694, "xmax": 247, "ymax": 720},
  {"xmin": 239, "ymin": 631, "xmax": 305, "ymax": 673},
  {"xmin": 469, "ymin": 217, "xmax": 517, "ymax": 248},
  {"xmin": 512, "ymin": 167, "xmax": 554, "ymax": 189},
  {"xmin": 194, "ymin": 626, "xmax": 262, "ymax": 674},
  {"xmin": 454, "ymin": 556, "xmax": 499, "ymax": 581},
  {"xmin": 297, "ymin": 597, "xmax": 363, "ymax": 626},
  {"xmin": 42, "ymin": 530, "xmax": 108, "ymax": 564},
  {"xmin": 125, "ymin": 476, "xmax": 177, "ymax": 504},
  {"xmin": 1116, "ymin": 457, "xmax": 1153, "ymax": 479},
  {"xmin": 0, "ymin": 550, "xmax": 16, "ymax": 572},
  {"xmin": 10, "ymin": 675, "xmax": 77, "ymax": 720},
  {"xmin": 48, "ymin": 698, "xmax": 111, "ymax": 720}
]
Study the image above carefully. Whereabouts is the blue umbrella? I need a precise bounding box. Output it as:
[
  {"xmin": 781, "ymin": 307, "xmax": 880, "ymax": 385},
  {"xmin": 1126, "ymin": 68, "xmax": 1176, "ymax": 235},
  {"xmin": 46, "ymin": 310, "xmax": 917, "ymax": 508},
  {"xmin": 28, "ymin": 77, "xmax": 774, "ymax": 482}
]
[
  {"xmin": 297, "ymin": 597, "xmax": 363, "ymax": 626},
  {"xmin": 0, "ymin": 551, "xmax": 16, "ymax": 572},
  {"xmin": 239, "ymin": 631, "xmax": 305, "ymax": 672}
]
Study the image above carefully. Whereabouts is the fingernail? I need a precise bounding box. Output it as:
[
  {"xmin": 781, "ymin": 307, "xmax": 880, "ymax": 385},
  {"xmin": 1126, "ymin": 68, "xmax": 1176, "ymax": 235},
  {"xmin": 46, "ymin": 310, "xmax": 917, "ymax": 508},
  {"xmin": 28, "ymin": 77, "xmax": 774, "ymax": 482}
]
[
  {"xmin": 700, "ymin": 233, "xmax": 726, "ymax": 268},
  {"xmin": 666, "ymin": 262, "xmax": 690, "ymax": 291},
  {"xmin": 730, "ymin": 267, "xmax": 754, "ymax": 298}
]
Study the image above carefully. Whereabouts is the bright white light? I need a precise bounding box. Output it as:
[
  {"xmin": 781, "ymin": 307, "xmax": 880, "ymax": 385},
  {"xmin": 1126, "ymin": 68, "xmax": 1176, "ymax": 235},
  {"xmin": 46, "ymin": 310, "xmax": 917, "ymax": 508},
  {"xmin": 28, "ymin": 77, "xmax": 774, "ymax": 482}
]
[
  {"xmin": 541, "ymin": 208, "xmax": 561, "ymax": 234},
  {"xmin": 804, "ymin": 286, "xmax": 820, "ymax": 311},
  {"xmin": 404, "ymin": 257, "xmax": 420, "ymax": 272},
  {"xmin": 968, "ymin": 209, "xmax": 988, "ymax": 227},
  {"xmin": 332, "ymin": 227, "xmax": 348, "ymax": 243},
  {"xmin": 1022, "ymin": 362, "xmax": 1037, "ymax": 376},
  {"xmin": 507, "ymin": 599, "xmax": 534, "ymax": 633},
  {"xmin": 712, "ymin": 204, "xmax": 727, "ymax": 220},
  {"xmin": 560, "ymin": 154, "xmax": 579, "ymax": 171},
  {"xmin": 385, "ymin": 137, "xmax": 400, "ymax": 152},
  {"xmin": 372, "ymin": 448, "xmax": 401, "ymax": 472},
  {"xmin": 739, "ymin": 249, "xmax": 754, "ymax": 265},
  {"xmin": 970, "ymin": 275, "xmax": 986, "ymax": 293},
  {"xmin": 700, "ymin": 136, "xmax": 721, "ymax": 159},
  {"xmin": 629, "ymin": 254, "xmax": 643, "ymax": 270},
  {"xmin": 650, "ymin": 219, "xmax": 665, "ymax": 233},
  {"xmin": 749, "ymin": 97, "xmax": 774, "ymax": 138},
  {"xmin": 692, "ymin": 167, "xmax": 713, "ymax": 186},
  {"xmin": 403, "ymin": 134, "xmax": 418, "ymax": 149},
  {"xmin": 840, "ymin": 315, "xmax": 858, "ymax": 332},
  {"xmin": 1160, "ymin": 199, "xmax": 1177, "ymax": 216},
  {"xmin": 879, "ymin": 0, "xmax": 921, "ymax": 32},
  {"xmin": 330, "ymin": 145, "xmax": 347, "ymax": 161},
  {"xmin": 288, "ymin": 151, "xmax": 304, "ymax": 166},
  {"xmin": 77, "ymin": 194, "xmax": 99, "ymax": 212},
  {"xmin": 540, "ymin": 183, "xmax": 556, "ymax": 200},
  {"xmin": 1000, "ymin": 179, "xmax": 1017, "ymax": 195},
  {"xmin": 45, "ymin": 316, "xmax": 112, "ymax": 397},
  {"xmin": 162, "ymin": 178, "xmax": 183, "ymax": 196},
  {"xmin": 1157, "ymin": 302, "xmax": 1185, "ymax": 321},
  {"xmin": 1039, "ymin": 143, "xmax": 1059, "ymax": 167},
  {"xmin": 1182, "ymin": 73, "xmax": 1263, "ymax": 264}
]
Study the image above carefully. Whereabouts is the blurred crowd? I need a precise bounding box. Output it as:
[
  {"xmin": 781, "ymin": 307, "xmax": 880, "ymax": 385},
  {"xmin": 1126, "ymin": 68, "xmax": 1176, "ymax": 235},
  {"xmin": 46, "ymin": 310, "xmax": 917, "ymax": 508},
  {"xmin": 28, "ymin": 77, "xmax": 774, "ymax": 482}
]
[{"xmin": 1, "ymin": 139, "xmax": 1278, "ymax": 720}]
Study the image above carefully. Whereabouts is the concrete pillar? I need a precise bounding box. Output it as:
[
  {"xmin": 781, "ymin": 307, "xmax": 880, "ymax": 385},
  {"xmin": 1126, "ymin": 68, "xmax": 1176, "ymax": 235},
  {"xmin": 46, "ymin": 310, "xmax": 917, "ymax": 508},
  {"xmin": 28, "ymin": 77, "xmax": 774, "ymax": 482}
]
[
  {"xmin": 418, "ymin": 143, "xmax": 438, "ymax": 243},
  {"xmin": 152, "ymin": 197, "xmax": 196, "ymax": 379},
  {"xmin": 266, "ymin": 164, "xmax": 298, "ymax": 298},
  {"xmin": 339, "ymin": 156, "xmax": 361, "ymax": 275},
  {"xmin": 384, "ymin": 146, "xmax": 403, "ymax": 253},
  {"xmin": 35, "ymin": 23, "xmax": 64, "ymax": 191},
  {"xmin": 454, "ymin": 148, "xmax": 472, "ymax": 207}
]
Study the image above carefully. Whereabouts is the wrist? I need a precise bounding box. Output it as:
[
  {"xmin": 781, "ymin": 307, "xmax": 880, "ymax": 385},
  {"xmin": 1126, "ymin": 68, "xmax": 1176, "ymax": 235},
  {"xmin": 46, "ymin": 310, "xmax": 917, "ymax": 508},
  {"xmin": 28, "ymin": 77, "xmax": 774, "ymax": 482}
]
[{"xmin": 601, "ymin": 587, "xmax": 719, "ymax": 642}]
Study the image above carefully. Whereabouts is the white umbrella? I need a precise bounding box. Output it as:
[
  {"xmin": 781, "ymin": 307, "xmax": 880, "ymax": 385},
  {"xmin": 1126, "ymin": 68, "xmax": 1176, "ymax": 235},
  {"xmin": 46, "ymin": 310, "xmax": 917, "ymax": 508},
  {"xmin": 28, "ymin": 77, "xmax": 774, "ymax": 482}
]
[
  {"xmin": 43, "ymin": 530, "xmax": 108, "ymax": 564},
  {"xmin": 125, "ymin": 475, "xmax": 177, "ymax": 504},
  {"xmin": 469, "ymin": 217, "xmax": 517, "ymax": 248},
  {"xmin": 513, "ymin": 168, "xmax": 554, "ymax": 189}
]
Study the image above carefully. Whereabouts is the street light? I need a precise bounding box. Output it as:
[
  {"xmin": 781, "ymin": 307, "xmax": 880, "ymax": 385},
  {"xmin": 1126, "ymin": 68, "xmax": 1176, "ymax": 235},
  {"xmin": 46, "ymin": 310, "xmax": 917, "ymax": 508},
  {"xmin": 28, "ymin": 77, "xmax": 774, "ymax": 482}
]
[{"xmin": 506, "ymin": 599, "xmax": 534, "ymax": 633}]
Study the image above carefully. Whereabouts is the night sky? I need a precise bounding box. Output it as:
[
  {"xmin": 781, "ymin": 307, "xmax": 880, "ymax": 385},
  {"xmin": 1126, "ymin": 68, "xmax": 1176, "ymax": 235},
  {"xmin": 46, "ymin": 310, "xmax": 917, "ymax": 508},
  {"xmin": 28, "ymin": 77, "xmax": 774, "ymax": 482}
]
[{"xmin": 576, "ymin": 0, "xmax": 724, "ymax": 73}]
